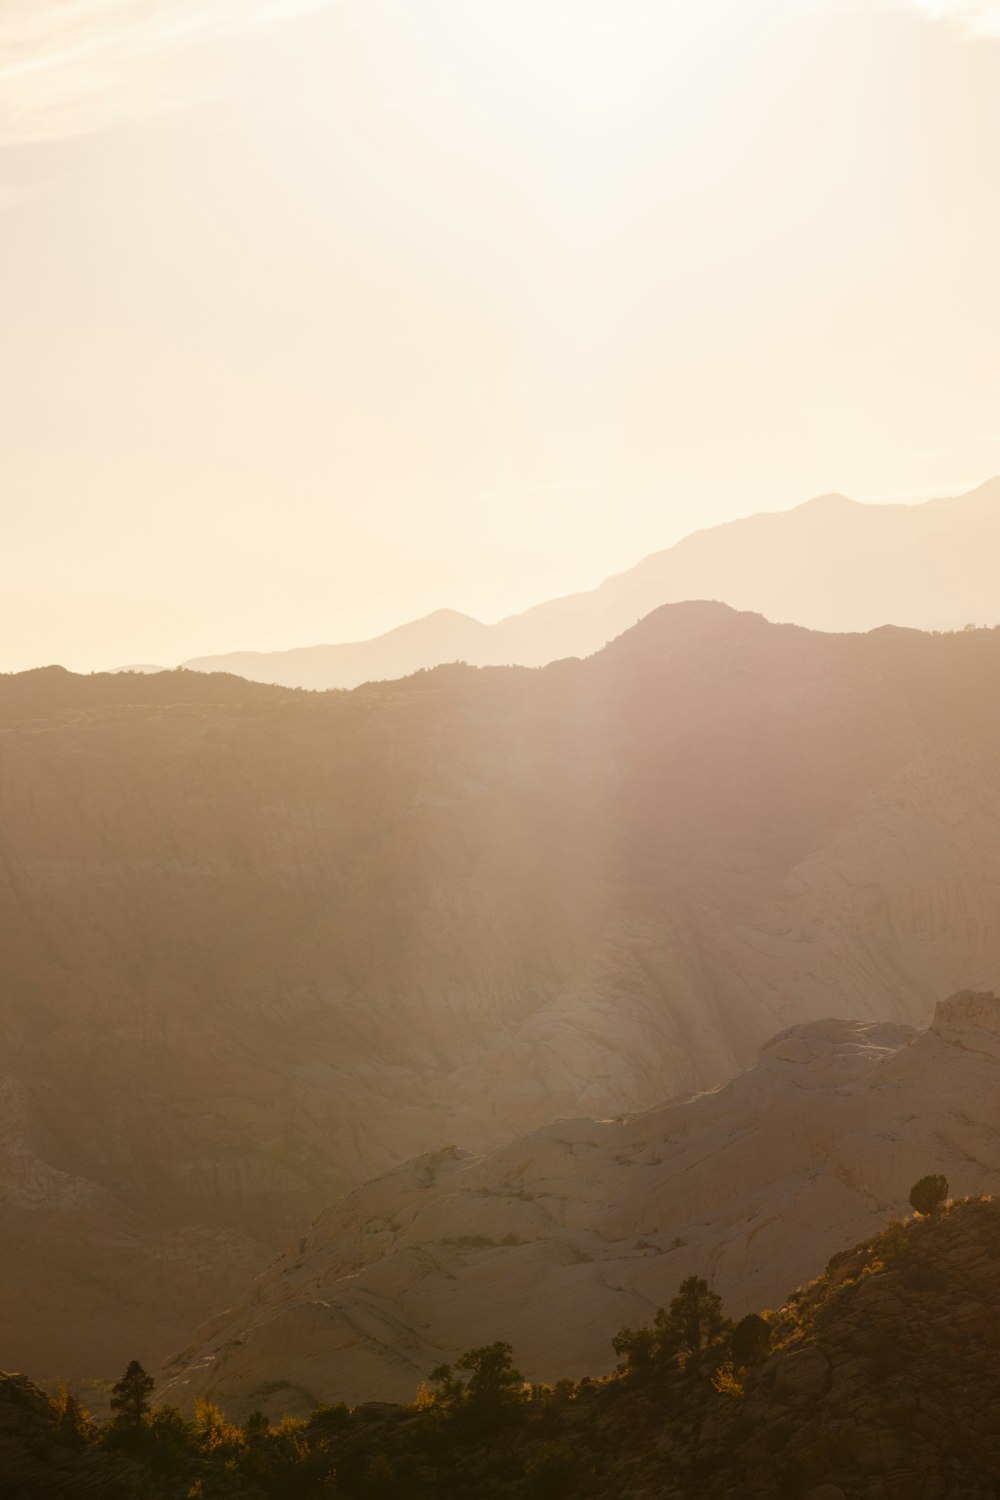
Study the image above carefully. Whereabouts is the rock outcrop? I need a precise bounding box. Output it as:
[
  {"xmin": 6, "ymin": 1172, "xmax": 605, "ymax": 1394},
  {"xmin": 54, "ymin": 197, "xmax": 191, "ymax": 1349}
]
[
  {"xmin": 699, "ymin": 1195, "xmax": 1000, "ymax": 1497},
  {"xmin": 3, "ymin": 608, "xmax": 1000, "ymax": 1382},
  {"xmin": 161, "ymin": 995, "xmax": 1000, "ymax": 1415},
  {"xmin": 0, "ymin": 1374, "xmax": 132, "ymax": 1499}
]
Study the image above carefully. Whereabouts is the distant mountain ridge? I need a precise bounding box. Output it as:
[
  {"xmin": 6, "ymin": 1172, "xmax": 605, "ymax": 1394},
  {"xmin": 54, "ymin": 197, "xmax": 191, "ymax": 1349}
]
[{"xmin": 183, "ymin": 477, "xmax": 1000, "ymax": 688}]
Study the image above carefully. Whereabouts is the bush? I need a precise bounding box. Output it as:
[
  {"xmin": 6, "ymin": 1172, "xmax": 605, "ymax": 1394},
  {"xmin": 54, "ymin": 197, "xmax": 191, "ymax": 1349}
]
[
  {"xmin": 611, "ymin": 1324, "xmax": 656, "ymax": 1380},
  {"xmin": 731, "ymin": 1313, "xmax": 771, "ymax": 1367},
  {"xmin": 524, "ymin": 1438, "xmax": 583, "ymax": 1497},
  {"xmin": 146, "ymin": 1406, "xmax": 195, "ymax": 1474},
  {"xmin": 49, "ymin": 1388, "xmax": 93, "ymax": 1449},
  {"xmin": 909, "ymin": 1175, "xmax": 949, "ymax": 1217}
]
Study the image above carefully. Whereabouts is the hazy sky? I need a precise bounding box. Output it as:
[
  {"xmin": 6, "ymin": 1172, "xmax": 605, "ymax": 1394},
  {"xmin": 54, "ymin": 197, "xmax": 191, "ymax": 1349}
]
[{"xmin": 2, "ymin": 0, "xmax": 999, "ymax": 670}]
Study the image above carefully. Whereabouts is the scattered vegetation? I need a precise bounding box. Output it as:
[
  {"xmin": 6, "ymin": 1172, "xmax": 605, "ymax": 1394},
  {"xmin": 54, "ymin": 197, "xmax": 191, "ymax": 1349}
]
[
  {"xmin": 10, "ymin": 1193, "xmax": 1000, "ymax": 1499},
  {"xmin": 612, "ymin": 1274, "xmax": 732, "ymax": 1379}
]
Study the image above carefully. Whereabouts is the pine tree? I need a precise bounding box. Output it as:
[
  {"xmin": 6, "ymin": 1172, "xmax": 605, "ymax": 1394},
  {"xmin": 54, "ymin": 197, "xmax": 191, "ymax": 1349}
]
[
  {"xmin": 109, "ymin": 1360, "xmax": 155, "ymax": 1427},
  {"xmin": 655, "ymin": 1276, "xmax": 731, "ymax": 1367}
]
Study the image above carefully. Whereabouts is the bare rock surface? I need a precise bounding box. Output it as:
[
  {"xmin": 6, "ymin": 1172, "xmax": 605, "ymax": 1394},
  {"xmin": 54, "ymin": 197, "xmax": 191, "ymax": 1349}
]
[
  {"xmin": 161, "ymin": 994, "xmax": 1000, "ymax": 1416},
  {"xmin": 7, "ymin": 1200, "xmax": 1000, "ymax": 1497},
  {"xmin": 4, "ymin": 607, "xmax": 1000, "ymax": 1382}
]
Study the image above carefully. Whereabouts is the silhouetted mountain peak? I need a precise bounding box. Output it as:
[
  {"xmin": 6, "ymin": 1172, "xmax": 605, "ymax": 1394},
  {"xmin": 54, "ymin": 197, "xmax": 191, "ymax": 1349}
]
[
  {"xmin": 401, "ymin": 608, "xmax": 487, "ymax": 635},
  {"xmin": 602, "ymin": 599, "xmax": 771, "ymax": 655},
  {"xmin": 793, "ymin": 490, "xmax": 858, "ymax": 513},
  {"xmin": 180, "ymin": 478, "xmax": 1000, "ymax": 687}
]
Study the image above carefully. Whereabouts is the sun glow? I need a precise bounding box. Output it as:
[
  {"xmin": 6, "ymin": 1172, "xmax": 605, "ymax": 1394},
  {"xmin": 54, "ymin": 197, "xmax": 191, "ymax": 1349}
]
[{"xmin": 1, "ymin": 0, "xmax": 999, "ymax": 669}]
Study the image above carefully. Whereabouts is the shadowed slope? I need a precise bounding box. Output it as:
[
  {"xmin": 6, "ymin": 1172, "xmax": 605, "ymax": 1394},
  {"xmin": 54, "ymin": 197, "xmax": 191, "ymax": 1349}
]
[
  {"xmin": 6, "ymin": 1193, "xmax": 1000, "ymax": 1497},
  {"xmin": 3, "ymin": 607, "xmax": 1000, "ymax": 1382}
]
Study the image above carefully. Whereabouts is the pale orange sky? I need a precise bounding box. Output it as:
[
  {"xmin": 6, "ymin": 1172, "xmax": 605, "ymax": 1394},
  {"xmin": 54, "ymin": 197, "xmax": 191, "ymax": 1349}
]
[{"xmin": 1, "ymin": 0, "xmax": 999, "ymax": 671}]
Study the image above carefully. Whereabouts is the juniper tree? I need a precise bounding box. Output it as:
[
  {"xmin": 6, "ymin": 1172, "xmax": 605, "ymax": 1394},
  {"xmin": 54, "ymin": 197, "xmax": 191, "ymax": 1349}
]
[{"xmin": 909, "ymin": 1174, "xmax": 949, "ymax": 1216}]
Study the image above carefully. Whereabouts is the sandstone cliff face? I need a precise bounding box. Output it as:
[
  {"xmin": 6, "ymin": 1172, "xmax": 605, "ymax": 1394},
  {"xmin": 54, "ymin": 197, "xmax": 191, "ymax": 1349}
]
[
  {"xmin": 3, "ymin": 608, "xmax": 1000, "ymax": 1382},
  {"xmin": 160, "ymin": 993, "xmax": 1000, "ymax": 1416}
]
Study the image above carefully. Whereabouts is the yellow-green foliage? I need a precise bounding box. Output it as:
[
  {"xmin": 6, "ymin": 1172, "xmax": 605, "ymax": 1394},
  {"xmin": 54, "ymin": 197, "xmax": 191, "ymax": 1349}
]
[
  {"xmin": 711, "ymin": 1361, "xmax": 745, "ymax": 1399},
  {"xmin": 193, "ymin": 1397, "xmax": 243, "ymax": 1456},
  {"xmin": 48, "ymin": 1387, "xmax": 92, "ymax": 1449}
]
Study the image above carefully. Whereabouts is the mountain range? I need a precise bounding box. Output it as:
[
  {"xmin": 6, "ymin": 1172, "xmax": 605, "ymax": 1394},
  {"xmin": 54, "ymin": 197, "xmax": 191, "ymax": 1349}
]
[
  {"xmin": 182, "ymin": 478, "xmax": 1000, "ymax": 688},
  {"xmin": 3, "ymin": 603, "xmax": 1000, "ymax": 1389}
]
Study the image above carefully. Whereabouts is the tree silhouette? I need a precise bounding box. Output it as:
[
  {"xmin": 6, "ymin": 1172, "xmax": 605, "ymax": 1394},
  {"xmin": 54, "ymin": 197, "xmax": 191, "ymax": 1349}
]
[
  {"xmin": 428, "ymin": 1341, "xmax": 528, "ymax": 1432},
  {"xmin": 50, "ymin": 1387, "xmax": 92, "ymax": 1448},
  {"xmin": 731, "ymin": 1313, "xmax": 771, "ymax": 1367},
  {"xmin": 655, "ymin": 1276, "xmax": 730, "ymax": 1367},
  {"xmin": 611, "ymin": 1323, "xmax": 657, "ymax": 1380},
  {"xmin": 457, "ymin": 1341, "xmax": 526, "ymax": 1415},
  {"xmin": 109, "ymin": 1360, "xmax": 154, "ymax": 1427},
  {"xmin": 909, "ymin": 1174, "xmax": 949, "ymax": 1216}
]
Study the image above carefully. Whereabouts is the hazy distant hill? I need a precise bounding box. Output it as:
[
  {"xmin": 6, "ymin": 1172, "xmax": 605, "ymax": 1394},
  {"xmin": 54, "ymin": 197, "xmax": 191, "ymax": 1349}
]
[
  {"xmin": 161, "ymin": 992, "xmax": 1000, "ymax": 1415},
  {"xmin": 184, "ymin": 478, "xmax": 1000, "ymax": 688},
  {"xmin": 3, "ymin": 604, "xmax": 1000, "ymax": 1384}
]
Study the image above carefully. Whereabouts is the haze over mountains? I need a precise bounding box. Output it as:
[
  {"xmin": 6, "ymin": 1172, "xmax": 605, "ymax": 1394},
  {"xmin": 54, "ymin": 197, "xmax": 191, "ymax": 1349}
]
[
  {"xmin": 162, "ymin": 991, "xmax": 1000, "ymax": 1417},
  {"xmin": 183, "ymin": 479, "xmax": 1000, "ymax": 689},
  {"xmin": 4, "ymin": 603, "xmax": 1000, "ymax": 1389}
]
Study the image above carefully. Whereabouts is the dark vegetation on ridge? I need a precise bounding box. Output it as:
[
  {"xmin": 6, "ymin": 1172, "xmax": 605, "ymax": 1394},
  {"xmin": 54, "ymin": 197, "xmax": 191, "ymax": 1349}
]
[{"xmin": 3, "ymin": 1195, "xmax": 1000, "ymax": 1499}]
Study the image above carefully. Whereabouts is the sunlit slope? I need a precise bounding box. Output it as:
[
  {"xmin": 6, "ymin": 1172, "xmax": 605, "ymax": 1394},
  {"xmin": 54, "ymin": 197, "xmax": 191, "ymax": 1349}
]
[
  {"xmin": 8, "ymin": 1193, "xmax": 1000, "ymax": 1498},
  {"xmin": 3, "ymin": 603, "xmax": 1000, "ymax": 1381},
  {"xmin": 184, "ymin": 479, "xmax": 1000, "ymax": 687},
  {"xmin": 161, "ymin": 992, "xmax": 1000, "ymax": 1415}
]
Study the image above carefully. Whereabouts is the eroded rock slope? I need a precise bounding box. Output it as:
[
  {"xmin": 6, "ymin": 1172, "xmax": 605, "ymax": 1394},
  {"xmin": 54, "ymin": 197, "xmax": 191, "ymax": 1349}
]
[
  {"xmin": 3, "ymin": 606, "xmax": 1000, "ymax": 1380},
  {"xmin": 162, "ymin": 992, "xmax": 1000, "ymax": 1415}
]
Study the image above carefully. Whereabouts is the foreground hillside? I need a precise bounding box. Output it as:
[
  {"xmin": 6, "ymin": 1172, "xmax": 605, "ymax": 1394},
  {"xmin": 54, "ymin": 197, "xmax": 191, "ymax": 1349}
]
[
  {"xmin": 3, "ymin": 605, "xmax": 1000, "ymax": 1381},
  {"xmin": 4, "ymin": 1197, "xmax": 1000, "ymax": 1498},
  {"xmin": 161, "ymin": 991, "xmax": 1000, "ymax": 1414},
  {"xmin": 184, "ymin": 478, "xmax": 1000, "ymax": 687}
]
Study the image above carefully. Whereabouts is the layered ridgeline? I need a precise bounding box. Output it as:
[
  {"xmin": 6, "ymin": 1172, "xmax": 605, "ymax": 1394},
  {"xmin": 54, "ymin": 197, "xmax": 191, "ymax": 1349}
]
[
  {"xmin": 5, "ymin": 1195, "xmax": 1000, "ymax": 1497},
  {"xmin": 183, "ymin": 478, "xmax": 1000, "ymax": 687},
  {"xmin": 161, "ymin": 992, "xmax": 1000, "ymax": 1416},
  {"xmin": 3, "ymin": 606, "xmax": 1000, "ymax": 1382}
]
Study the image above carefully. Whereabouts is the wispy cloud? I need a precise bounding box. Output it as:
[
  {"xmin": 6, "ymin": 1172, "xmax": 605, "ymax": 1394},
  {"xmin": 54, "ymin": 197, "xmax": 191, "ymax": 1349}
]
[
  {"xmin": 0, "ymin": 0, "xmax": 344, "ymax": 146},
  {"xmin": 2, "ymin": 0, "xmax": 998, "ymax": 151},
  {"xmin": 891, "ymin": 0, "xmax": 1000, "ymax": 34}
]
